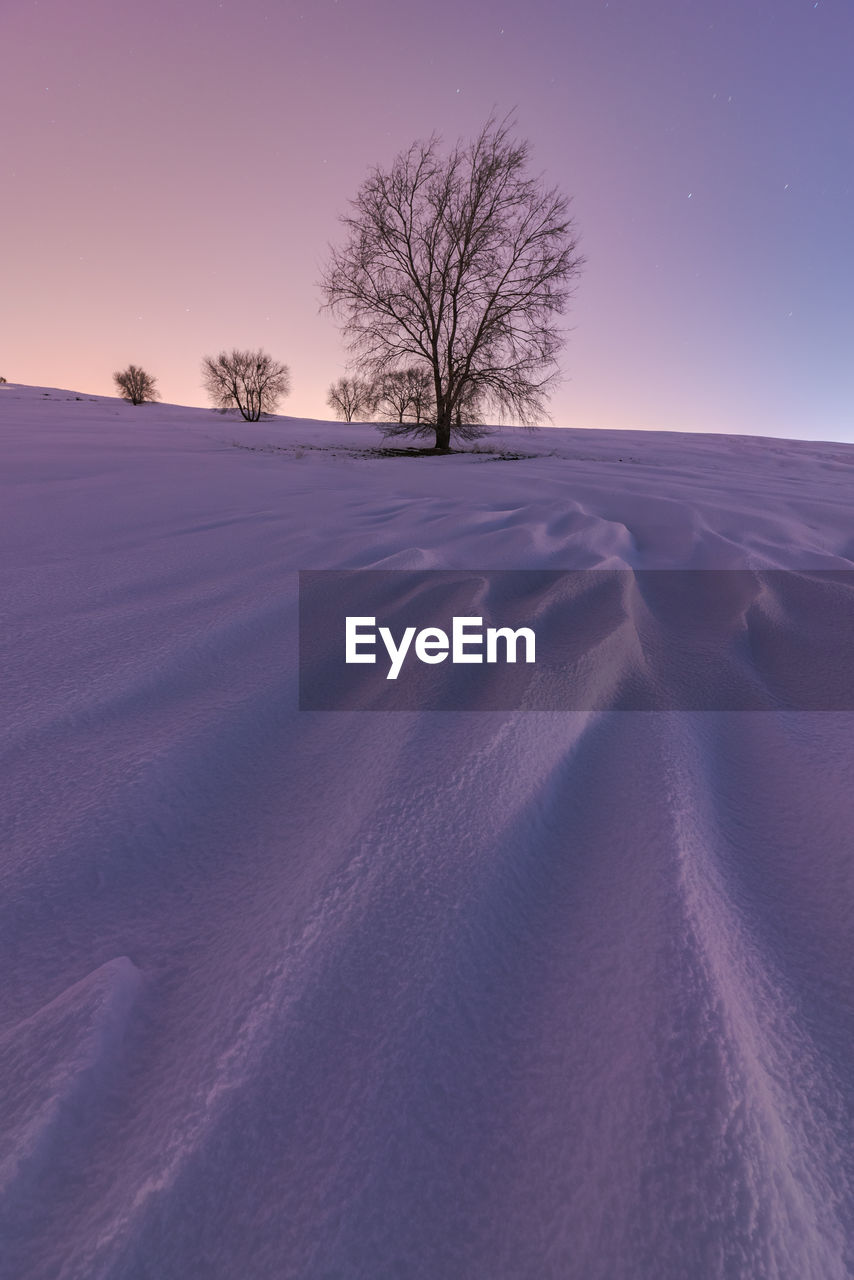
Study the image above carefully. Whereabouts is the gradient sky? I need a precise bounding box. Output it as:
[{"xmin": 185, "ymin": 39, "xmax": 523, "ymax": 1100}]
[{"xmin": 3, "ymin": 0, "xmax": 852, "ymax": 440}]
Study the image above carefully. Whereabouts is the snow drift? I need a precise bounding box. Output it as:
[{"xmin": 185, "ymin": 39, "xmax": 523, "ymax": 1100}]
[{"xmin": 3, "ymin": 383, "xmax": 854, "ymax": 1279}]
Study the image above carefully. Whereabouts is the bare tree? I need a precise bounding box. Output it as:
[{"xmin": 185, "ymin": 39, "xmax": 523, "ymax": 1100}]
[
  {"xmin": 407, "ymin": 365, "xmax": 435, "ymax": 426},
  {"xmin": 320, "ymin": 114, "xmax": 584, "ymax": 451},
  {"xmin": 372, "ymin": 371, "xmax": 409, "ymax": 424},
  {"xmin": 327, "ymin": 376, "xmax": 375, "ymax": 422},
  {"xmin": 113, "ymin": 364, "xmax": 159, "ymax": 405},
  {"xmin": 202, "ymin": 349, "xmax": 290, "ymax": 421},
  {"xmin": 374, "ymin": 366, "xmax": 434, "ymax": 423}
]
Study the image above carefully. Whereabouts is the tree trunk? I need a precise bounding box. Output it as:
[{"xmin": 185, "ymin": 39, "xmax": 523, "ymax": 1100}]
[{"xmin": 434, "ymin": 415, "xmax": 452, "ymax": 452}]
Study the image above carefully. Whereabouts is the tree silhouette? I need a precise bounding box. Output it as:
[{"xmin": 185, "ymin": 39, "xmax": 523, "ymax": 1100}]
[
  {"xmin": 113, "ymin": 364, "xmax": 159, "ymax": 405},
  {"xmin": 326, "ymin": 376, "xmax": 375, "ymax": 422},
  {"xmin": 321, "ymin": 115, "xmax": 583, "ymax": 451},
  {"xmin": 372, "ymin": 366, "xmax": 435, "ymax": 426},
  {"xmin": 202, "ymin": 349, "xmax": 290, "ymax": 421}
]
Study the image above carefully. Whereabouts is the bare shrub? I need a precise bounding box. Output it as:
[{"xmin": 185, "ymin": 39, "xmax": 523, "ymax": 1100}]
[
  {"xmin": 113, "ymin": 364, "xmax": 159, "ymax": 405},
  {"xmin": 202, "ymin": 349, "xmax": 290, "ymax": 421},
  {"xmin": 326, "ymin": 376, "xmax": 376, "ymax": 422}
]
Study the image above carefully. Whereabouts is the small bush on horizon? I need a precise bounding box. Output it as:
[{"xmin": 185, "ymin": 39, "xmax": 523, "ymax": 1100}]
[
  {"xmin": 113, "ymin": 365, "xmax": 159, "ymax": 405},
  {"xmin": 326, "ymin": 376, "xmax": 375, "ymax": 422},
  {"xmin": 202, "ymin": 349, "xmax": 290, "ymax": 421}
]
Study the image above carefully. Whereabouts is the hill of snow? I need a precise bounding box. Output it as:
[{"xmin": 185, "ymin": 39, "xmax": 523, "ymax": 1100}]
[{"xmin": 3, "ymin": 383, "xmax": 854, "ymax": 1278}]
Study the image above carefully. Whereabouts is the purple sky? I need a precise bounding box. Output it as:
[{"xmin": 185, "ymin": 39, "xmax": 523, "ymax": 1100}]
[{"xmin": 4, "ymin": 0, "xmax": 852, "ymax": 439}]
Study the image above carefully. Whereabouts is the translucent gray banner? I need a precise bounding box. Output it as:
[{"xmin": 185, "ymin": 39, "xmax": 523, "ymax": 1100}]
[{"xmin": 298, "ymin": 570, "xmax": 854, "ymax": 711}]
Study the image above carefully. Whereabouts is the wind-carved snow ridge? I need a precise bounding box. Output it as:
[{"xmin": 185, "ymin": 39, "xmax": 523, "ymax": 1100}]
[
  {"xmin": 0, "ymin": 959, "xmax": 143, "ymax": 1236},
  {"xmin": 4, "ymin": 386, "xmax": 854, "ymax": 1278},
  {"xmin": 654, "ymin": 716, "xmax": 853, "ymax": 1279}
]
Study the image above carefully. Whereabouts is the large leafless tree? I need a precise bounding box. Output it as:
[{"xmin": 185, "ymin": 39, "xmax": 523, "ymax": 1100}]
[
  {"xmin": 113, "ymin": 364, "xmax": 159, "ymax": 405},
  {"xmin": 202, "ymin": 348, "xmax": 290, "ymax": 421},
  {"xmin": 326, "ymin": 376, "xmax": 376, "ymax": 422},
  {"xmin": 320, "ymin": 115, "xmax": 584, "ymax": 451}
]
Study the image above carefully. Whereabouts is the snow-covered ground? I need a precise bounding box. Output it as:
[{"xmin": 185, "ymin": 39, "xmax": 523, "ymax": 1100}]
[{"xmin": 3, "ymin": 382, "xmax": 854, "ymax": 1278}]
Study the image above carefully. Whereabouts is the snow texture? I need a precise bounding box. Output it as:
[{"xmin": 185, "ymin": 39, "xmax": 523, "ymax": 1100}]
[{"xmin": 3, "ymin": 383, "xmax": 854, "ymax": 1278}]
